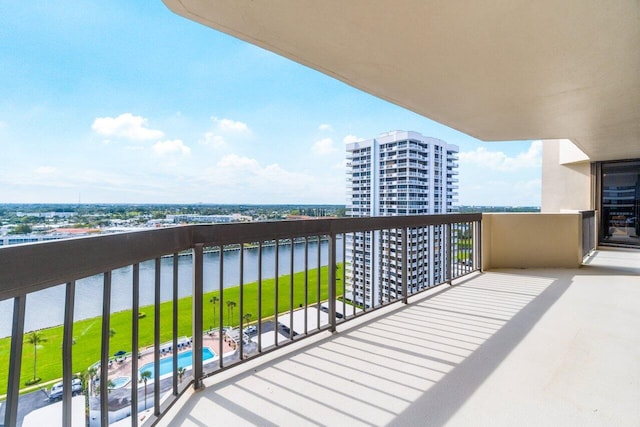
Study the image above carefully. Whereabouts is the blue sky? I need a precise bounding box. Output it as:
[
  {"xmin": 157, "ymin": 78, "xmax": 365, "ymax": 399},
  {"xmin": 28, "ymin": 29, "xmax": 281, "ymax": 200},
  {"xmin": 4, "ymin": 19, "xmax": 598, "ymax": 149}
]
[{"xmin": 0, "ymin": 2, "xmax": 541, "ymax": 206}]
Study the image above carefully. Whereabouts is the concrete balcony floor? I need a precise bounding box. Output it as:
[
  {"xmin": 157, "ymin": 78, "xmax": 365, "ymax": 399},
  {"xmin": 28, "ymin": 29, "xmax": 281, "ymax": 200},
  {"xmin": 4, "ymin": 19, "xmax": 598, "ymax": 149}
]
[{"xmin": 160, "ymin": 249, "xmax": 640, "ymax": 426}]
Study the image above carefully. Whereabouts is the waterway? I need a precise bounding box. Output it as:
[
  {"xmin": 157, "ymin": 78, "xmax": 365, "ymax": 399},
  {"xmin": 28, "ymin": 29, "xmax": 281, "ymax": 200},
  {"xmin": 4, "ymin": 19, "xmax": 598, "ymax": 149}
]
[{"xmin": 0, "ymin": 239, "xmax": 343, "ymax": 338}]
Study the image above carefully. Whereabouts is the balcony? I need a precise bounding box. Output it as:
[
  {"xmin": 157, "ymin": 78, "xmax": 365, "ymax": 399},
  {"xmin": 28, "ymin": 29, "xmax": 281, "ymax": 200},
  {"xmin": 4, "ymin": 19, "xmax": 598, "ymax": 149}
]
[
  {"xmin": 2, "ymin": 211, "xmax": 637, "ymax": 426},
  {"xmin": 160, "ymin": 247, "xmax": 640, "ymax": 426},
  {"xmin": 0, "ymin": 213, "xmax": 481, "ymax": 426}
]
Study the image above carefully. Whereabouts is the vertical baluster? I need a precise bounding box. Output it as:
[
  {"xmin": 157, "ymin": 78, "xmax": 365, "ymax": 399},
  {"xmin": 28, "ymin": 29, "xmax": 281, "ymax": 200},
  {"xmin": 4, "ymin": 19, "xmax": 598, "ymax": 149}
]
[
  {"xmin": 458, "ymin": 222, "xmax": 463, "ymax": 274},
  {"xmin": 131, "ymin": 264, "xmax": 139, "ymax": 427},
  {"xmin": 154, "ymin": 258, "xmax": 161, "ymax": 413},
  {"xmin": 391, "ymin": 229, "xmax": 396, "ymax": 302},
  {"xmin": 465, "ymin": 221, "xmax": 473, "ymax": 273},
  {"xmin": 274, "ymin": 239, "xmax": 279, "ymax": 346},
  {"xmin": 172, "ymin": 254, "xmax": 178, "ymax": 395},
  {"xmin": 419, "ymin": 227, "xmax": 423, "ymax": 289},
  {"xmin": 239, "ymin": 243, "xmax": 245, "ymax": 359},
  {"xmin": 218, "ymin": 245, "xmax": 224, "ymax": 369},
  {"xmin": 362, "ymin": 231, "xmax": 367, "ymax": 313},
  {"xmin": 289, "ymin": 238, "xmax": 294, "ymax": 340},
  {"xmin": 402, "ymin": 227, "xmax": 408, "ymax": 304},
  {"xmin": 62, "ymin": 281, "xmax": 75, "ymax": 427},
  {"xmin": 389, "ymin": 229, "xmax": 395, "ymax": 303},
  {"xmin": 460, "ymin": 222, "xmax": 464, "ymax": 275},
  {"xmin": 428, "ymin": 226, "xmax": 433, "ymax": 289},
  {"xmin": 316, "ymin": 236, "xmax": 321, "ymax": 327},
  {"xmin": 378, "ymin": 229, "xmax": 383, "ymax": 306},
  {"xmin": 192, "ymin": 246, "xmax": 204, "ymax": 388},
  {"xmin": 477, "ymin": 219, "xmax": 483, "ymax": 272},
  {"xmin": 351, "ymin": 232, "xmax": 356, "ymax": 317},
  {"xmin": 447, "ymin": 223, "xmax": 452, "ymax": 284},
  {"xmin": 5, "ymin": 295, "xmax": 26, "ymax": 427},
  {"xmin": 341, "ymin": 233, "xmax": 346, "ymax": 320},
  {"xmin": 328, "ymin": 232, "xmax": 337, "ymax": 332},
  {"xmin": 452, "ymin": 223, "xmax": 457, "ymax": 278},
  {"xmin": 258, "ymin": 241, "xmax": 263, "ymax": 353},
  {"xmin": 457, "ymin": 222, "xmax": 461, "ymax": 275},
  {"xmin": 459, "ymin": 222, "xmax": 463, "ymax": 275},
  {"xmin": 304, "ymin": 237, "xmax": 308, "ymax": 335},
  {"xmin": 457, "ymin": 222, "xmax": 461, "ymax": 276},
  {"xmin": 470, "ymin": 221, "xmax": 475, "ymax": 271},
  {"xmin": 99, "ymin": 271, "xmax": 111, "ymax": 427},
  {"xmin": 372, "ymin": 229, "xmax": 378, "ymax": 308}
]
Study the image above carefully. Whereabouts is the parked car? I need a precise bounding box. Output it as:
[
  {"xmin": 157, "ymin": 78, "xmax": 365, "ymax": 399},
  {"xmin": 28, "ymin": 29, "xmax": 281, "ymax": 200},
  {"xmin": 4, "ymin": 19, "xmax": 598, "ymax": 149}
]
[
  {"xmin": 49, "ymin": 378, "xmax": 83, "ymax": 401},
  {"xmin": 278, "ymin": 324, "xmax": 298, "ymax": 337},
  {"xmin": 320, "ymin": 305, "xmax": 344, "ymax": 318},
  {"xmin": 243, "ymin": 325, "xmax": 258, "ymax": 336}
]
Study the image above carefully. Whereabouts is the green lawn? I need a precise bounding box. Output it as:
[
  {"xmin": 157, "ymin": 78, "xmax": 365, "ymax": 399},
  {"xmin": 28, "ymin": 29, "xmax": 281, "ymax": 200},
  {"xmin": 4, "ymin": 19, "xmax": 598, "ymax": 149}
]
[{"xmin": 0, "ymin": 263, "xmax": 342, "ymax": 394}]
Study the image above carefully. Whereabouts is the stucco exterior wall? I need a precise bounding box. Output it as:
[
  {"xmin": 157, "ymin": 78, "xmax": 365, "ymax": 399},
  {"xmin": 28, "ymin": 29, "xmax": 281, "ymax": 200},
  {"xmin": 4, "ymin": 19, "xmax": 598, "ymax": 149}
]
[
  {"xmin": 482, "ymin": 213, "xmax": 583, "ymax": 269},
  {"xmin": 541, "ymin": 139, "xmax": 591, "ymax": 213}
]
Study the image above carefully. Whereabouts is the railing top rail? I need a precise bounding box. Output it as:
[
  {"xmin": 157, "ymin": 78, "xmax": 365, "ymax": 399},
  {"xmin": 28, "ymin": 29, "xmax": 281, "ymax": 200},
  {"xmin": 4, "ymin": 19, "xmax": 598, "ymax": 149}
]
[
  {"xmin": 0, "ymin": 213, "xmax": 481, "ymax": 301},
  {"xmin": 0, "ymin": 226, "xmax": 193, "ymax": 300},
  {"xmin": 192, "ymin": 213, "xmax": 482, "ymax": 245}
]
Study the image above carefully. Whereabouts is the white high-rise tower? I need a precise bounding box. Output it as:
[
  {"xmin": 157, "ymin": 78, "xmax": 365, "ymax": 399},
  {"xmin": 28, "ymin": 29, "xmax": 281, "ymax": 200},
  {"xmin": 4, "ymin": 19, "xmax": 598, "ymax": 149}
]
[{"xmin": 345, "ymin": 130, "xmax": 459, "ymax": 307}]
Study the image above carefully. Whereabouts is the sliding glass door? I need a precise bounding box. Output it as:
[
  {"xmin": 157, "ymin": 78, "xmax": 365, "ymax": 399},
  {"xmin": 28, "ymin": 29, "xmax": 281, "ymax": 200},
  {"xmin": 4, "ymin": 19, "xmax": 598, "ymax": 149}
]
[{"xmin": 600, "ymin": 160, "xmax": 640, "ymax": 247}]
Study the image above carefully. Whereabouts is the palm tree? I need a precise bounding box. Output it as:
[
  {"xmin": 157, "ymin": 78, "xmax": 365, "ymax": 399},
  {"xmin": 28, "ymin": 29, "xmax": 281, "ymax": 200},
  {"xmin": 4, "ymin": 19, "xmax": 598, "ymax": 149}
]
[
  {"xmin": 87, "ymin": 366, "xmax": 98, "ymax": 394},
  {"xmin": 95, "ymin": 379, "xmax": 116, "ymax": 395},
  {"xmin": 209, "ymin": 296, "xmax": 219, "ymax": 328},
  {"xmin": 243, "ymin": 313, "xmax": 252, "ymax": 325},
  {"xmin": 226, "ymin": 300, "xmax": 236, "ymax": 323},
  {"xmin": 177, "ymin": 366, "xmax": 185, "ymax": 383},
  {"xmin": 25, "ymin": 331, "xmax": 47, "ymax": 382},
  {"xmin": 140, "ymin": 370, "xmax": 152, "ymax": 409}
]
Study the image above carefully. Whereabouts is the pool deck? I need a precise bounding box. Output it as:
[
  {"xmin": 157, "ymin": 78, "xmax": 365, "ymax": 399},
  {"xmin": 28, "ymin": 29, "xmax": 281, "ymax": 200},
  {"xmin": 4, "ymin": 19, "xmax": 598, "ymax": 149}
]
[{"xmin": 100, "ymin": 332, "xmax": 237, "ymax": 388}]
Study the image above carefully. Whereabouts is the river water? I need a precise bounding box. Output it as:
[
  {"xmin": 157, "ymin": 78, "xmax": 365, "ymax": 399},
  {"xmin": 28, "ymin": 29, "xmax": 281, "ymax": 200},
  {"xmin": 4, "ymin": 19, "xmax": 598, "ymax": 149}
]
[{"xmin": 0, "ymin": 239, "xmax": 343, "ymax": 338}]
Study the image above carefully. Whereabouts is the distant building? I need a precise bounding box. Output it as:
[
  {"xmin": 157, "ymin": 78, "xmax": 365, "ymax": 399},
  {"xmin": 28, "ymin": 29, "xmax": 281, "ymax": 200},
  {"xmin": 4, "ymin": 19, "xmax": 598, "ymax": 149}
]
[
  {"xmin": 165, "ymin": 214, "xmax": 251, "ymax": 224},
  {"xmin": 345, "ymin": 130, "xmax": 459, "ymax": 306},
  {"xmin": 16, "ymin": 211, "xmax": 76, "ymax": 219}
]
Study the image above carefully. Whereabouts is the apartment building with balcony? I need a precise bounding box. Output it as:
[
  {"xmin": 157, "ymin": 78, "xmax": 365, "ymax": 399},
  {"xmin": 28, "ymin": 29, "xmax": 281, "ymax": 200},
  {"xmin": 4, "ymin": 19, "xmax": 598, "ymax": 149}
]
[
  {"xmin": 345, "ymin": 131, "xmax": 459, "ymax": 306},
  {"xmin": 1, "ymin": 1, "xmax": 638, "ymax": 426}
]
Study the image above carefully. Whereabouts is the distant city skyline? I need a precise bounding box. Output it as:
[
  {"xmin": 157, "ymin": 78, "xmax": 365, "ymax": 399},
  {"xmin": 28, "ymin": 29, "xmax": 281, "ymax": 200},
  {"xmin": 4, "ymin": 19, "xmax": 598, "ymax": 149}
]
[{"xmin": 1, "ymin": 2, "xmax": 541, "ymax": 206}]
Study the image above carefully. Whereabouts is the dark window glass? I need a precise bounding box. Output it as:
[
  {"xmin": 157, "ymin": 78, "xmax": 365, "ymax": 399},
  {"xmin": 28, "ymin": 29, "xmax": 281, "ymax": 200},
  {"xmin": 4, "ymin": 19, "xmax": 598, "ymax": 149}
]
[{"xmin": 601, "ymin": 160, "xmax": 640, "ymax": 246}]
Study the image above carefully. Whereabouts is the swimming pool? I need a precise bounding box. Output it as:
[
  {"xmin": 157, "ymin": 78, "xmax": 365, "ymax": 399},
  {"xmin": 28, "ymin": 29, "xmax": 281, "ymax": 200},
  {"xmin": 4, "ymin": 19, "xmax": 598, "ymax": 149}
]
[
  {"xmin": 140, "ymin": 348, "xmax": 215, "ymax": 379},
  {"xmin": 109, "ymin": 376, "xmax": 131, "ymax": 389}
]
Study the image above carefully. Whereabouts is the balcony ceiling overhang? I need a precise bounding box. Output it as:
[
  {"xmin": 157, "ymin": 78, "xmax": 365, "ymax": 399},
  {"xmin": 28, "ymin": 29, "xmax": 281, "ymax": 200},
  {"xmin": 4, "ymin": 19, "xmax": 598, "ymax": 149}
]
[{"xmin": 162, "ymin": 0, "xmax": 640, "ymax": 161}]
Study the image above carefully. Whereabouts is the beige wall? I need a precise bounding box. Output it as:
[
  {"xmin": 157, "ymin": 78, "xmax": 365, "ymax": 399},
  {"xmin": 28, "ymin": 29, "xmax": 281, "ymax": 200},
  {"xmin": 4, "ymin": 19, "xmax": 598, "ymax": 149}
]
[
  {"xmin": 541, "ymin": 139, "xmax": 592, "ymax": 213},
  {"xmin": 482, "ymin": 213, "xmax": 583, "ymax": 269}
]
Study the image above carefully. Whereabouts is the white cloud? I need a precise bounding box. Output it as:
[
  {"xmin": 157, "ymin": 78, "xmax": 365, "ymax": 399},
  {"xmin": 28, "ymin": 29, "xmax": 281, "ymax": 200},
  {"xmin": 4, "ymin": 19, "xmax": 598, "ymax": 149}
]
[
  {"xmin": 201, "ymin": 117, "xmax": 252, "ymax": 148},
  {"xmin": 152, "ymin": 139, "xmax": 191, "ymax": 155},
  {"xmin": 211, "ymin": 117, "xmax": 251, "ymax": 134},
  {"xmin": 318, "ymin": 124, "xmax": 333, "ymax": 132},
  {"xmin": 199, "ymin": 154, "xmax": 323, "ymax": 202},
  {"xmin": 92, "ymin": 113, "xmax": 164, "ymax": 140},
  {"xmin": 312, "ymin": 138, "xmax": 337, "ymax": 155},
  {"xmin": 217, "ymin": 154, "xmax": 260, "ymax": 169},
  {"xmin": 34, "ymin": 166, "xmax": 57, "ymax": 174},
  {"xmin": 459, "ymin": 140, "xmax": 542, "ymax": 171},
  {"xmin": 124, "ymin": 145, "xmax": 145, "ymax": 151},
  {"xmin": 333, "ymin": 159, "xmax": 348, "ymax": 170},
  {"xmin": 458, "ymin": 178, "xmax": 541, "ymax": 206},
  {"xmin": 1, "ymin": 167, "xmax": 131, "ymax": 189},
  {"xmin": 200, "ymin": 132, "xmax": 227, "ymax": 148},
  {"xmin": 343, "ymin": 134, "xmax": 363, "ymax": 144}
]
